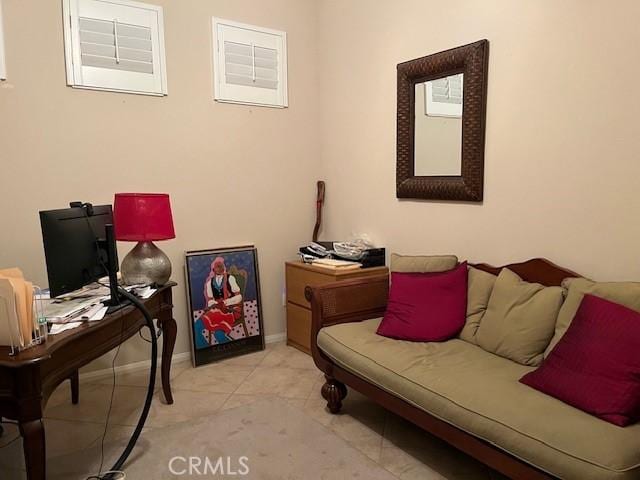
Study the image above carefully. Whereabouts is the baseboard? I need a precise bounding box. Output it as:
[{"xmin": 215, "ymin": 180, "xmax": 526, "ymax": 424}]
[
  {"xmin": 80, "ymin": 332, "xmax": 286, "ymax": 382},
  {"xmin": 80, "ymin": 351, "xmax": 192, "ymax": 382},
  {"xmin": 265, "ymin": 332, "xmax": 286, "ymax": 344}
]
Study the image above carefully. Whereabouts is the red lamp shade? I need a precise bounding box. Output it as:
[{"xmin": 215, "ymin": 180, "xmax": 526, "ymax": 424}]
[{"xmin": 113, "ymin": 193, "xmax": 175, "ymax": 242}]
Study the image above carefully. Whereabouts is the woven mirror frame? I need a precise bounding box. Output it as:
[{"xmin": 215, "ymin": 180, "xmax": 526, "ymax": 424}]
[{"xmin": 396, "ymin": 40, "xmax": 489, "ymax": 201}]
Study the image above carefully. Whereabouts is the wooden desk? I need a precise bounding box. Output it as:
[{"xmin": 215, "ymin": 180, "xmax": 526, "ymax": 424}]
[
  {"xmin": 285, "ymin": 262, "xmax": 389, "ymax": 354},
  {"xmin": 0, "ymin": 282, "xmax": 177, "ymax": 480}
]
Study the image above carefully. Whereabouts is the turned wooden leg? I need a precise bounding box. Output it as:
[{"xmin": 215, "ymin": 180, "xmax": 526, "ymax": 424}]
[
  {"xmin": 160, "ymin": 316, "xmax": 177, "ymax": 405},
  {"xmin": 70, "ymin": 370, "xmax": 79, "ymax": 405},
  {"xmin": 20, "ymin": 419, "xmax": 45, "ymax": 480},
  {"xmin": 321, "ymin": 375, "xmax": 347, "ymax": 414}
]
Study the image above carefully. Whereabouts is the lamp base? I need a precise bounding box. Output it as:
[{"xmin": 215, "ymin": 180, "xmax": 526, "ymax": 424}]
[{"xmin": 121, "ymin": 241, "xmax": 172, "ymax": 286}]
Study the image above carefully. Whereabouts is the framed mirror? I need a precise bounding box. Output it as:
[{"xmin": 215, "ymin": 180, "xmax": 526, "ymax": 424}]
[{"xmin": 396, "ymin": 40, "xmax": 489, "ymax": 201}]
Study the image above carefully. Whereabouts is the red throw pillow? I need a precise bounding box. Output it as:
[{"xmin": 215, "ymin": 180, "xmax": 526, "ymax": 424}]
[
  {"xmin": 376, "ymin": 262, "xmax": 467, "ymax": 342},
  {"xmin": 520, "ymin": 294, "xmax": 640, "ymax": 426}
]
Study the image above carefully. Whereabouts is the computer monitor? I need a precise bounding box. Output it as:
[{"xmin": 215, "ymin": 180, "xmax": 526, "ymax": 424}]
[{"xmin": 39, "ymin": 204, "xmax": 117, "ymax": 298}]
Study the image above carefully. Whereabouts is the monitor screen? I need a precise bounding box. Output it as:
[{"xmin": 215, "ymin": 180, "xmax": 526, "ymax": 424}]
[{"xmin": 39, "ymin": 204, "xmax": 116, "ymax": 298}]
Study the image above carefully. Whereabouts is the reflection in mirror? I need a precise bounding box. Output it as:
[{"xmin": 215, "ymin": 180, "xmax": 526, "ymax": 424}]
[{"xmin": 414, "ymin": 74, "xmax": 463, "ymax": 176}]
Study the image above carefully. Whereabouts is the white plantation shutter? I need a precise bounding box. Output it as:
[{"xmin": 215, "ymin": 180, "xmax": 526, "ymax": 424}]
[
  {"xmin": 79, "ymin": 18, "xmax": 154, "ymax": 74},
  {"xmin": 430, "ymin": 75, "xmax": 462, "ymax": 104},
  {"xmin": 224, "ymin": 42, "xmax": 278, "ymax": 90},
  {"xmin": 213, "ymin": 18, "xmax": 288, "ymax": 108},
  {"xmin": 425, "ymin": 74, "xmax": 464, "ymax": 118},
  {"xmin": 63, "ymin": 0, "xmax": 167, "ymax": 96}
]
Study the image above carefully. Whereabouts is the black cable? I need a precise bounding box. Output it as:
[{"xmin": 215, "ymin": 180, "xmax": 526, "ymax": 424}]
[
  {"xmin": 78, "ymin": 203, "xmax": 110, "ymax": 281},
  {"xmin": 96, "ymin": 281, "xmax": 159, "ymax": 348},
  {"xmin": 103, "ymin": 287, "xmax": 157, "ymax": 479},
  {"xmin": 138, "ymin": 325, "xmax": 162, "ymax": 343},
  {"xmin": 96, "ymin": 318, "xmax": 125, "ymax": 477},
  {"xmin": 76, "ymin": 206, "xmax": 157, "ymax": 478},
  {"xmin": 138, "ymin": 330, "xmax": 152, "ymax": 343},
  {"xmin": 0, "ymin": 434, "xmax": 21, "ymax": 449},
  {"xmin": 84, "ymin": 288, "xmax": 157, "ymax": 480},
  {"xmin": 0, "ymin": 419, "xmax": 19, "ymax": 449}
]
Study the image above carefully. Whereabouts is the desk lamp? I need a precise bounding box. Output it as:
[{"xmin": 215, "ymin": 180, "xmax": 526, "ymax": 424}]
[{"xmin": 113, "ymin": 193, "xmax": 175, "ymax": 286}]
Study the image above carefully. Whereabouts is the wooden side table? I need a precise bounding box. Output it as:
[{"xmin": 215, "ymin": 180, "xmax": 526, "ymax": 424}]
[{"xmin": 285, "ymin": 261, "xmax": 389, "ymax": 354}]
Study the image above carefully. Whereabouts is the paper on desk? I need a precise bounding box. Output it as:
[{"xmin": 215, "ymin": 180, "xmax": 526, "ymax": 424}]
[
  {"xmin": 43, "ymin": 297, "xmax": 99, "ymax": 320},
  {"xmin": 65, "ymin": 303, "xmax": 101, "ymax": 322},
  {"xmin": 133, "ymin": 286, "xmax": 157, "ymax": 299},
  {"xmin": 49, "ymin": 322, "xmax": 83, "ymax": 335},
  {"xmin": 86, "ymin": 305, "xmax": 108, "ymax": 322}
]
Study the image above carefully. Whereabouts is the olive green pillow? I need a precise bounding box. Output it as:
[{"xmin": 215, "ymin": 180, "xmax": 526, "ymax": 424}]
[
  {"xmin": 544, "ymin": 277, "xmax": 640, "ymax": 357},
  {"xmin": 390, "ymin": 253, "xmax": 458, "ymax": 273},
  {"xmin": 476, "ymin": 268, "xmax": 564, "ymax": 366},
  {"xmin": 459, "ymin": 267, "xmax": 497, "ymax": 344}
]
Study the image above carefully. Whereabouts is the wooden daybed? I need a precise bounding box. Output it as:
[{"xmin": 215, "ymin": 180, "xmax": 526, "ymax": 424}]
[{"xmin": 306, "ymin": 258, "xmax": 627, "ymax": 480}]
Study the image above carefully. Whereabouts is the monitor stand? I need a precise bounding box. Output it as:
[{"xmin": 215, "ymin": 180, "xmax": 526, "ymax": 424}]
[{"xmin": 103, "ymin": 224, "xmax": 129, "ymax": 314}]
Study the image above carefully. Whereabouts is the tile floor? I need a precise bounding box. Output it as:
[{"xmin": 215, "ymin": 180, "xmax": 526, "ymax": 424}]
[{"xmin": 0, "ymin": 342, "xmax": 505, "ymax": 479}]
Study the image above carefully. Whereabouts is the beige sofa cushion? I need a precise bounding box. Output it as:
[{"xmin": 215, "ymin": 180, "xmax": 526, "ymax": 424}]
[
  {"xmin": 390, "ymin": 253, "xmax": 458, "ymax": 273},
  {"xmin": 544, "ymin": 277, "xmax": 640, "ymax": 357},
  {"xmin": 459, "ymin": 267, "xmax": 497, "ymax": 344},
  {"xmin": 475, "ymin": 269, "xmax": 563, "ymax": 366},
  {"xmin": 318, "ymin": 319, "xmax": 640, "ymax": 480}
]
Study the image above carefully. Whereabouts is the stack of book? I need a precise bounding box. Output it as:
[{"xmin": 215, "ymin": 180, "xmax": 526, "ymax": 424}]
[
  {"xmin": 0, "ymin": 268, "xmax": 40, "ymax": 349},
  {"xmin": 311, "ymin": 258, "xmax": 362, "ymax": 271}
]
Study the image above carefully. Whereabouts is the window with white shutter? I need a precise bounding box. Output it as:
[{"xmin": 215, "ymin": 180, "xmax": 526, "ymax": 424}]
[
  {"xmin": 63, "ymin": 0, "xmax": 167, "ymax": 96},
  {"xmin": 212, "ymin": 18, "xmax": 288, "ymax": 108},
  {"xmin": 425, "ymin": 74, "xmax": 464, "ymax": 118},
  {"xmin": 0, "ymin": 0, "xmax": 6, "ymax": 81}
]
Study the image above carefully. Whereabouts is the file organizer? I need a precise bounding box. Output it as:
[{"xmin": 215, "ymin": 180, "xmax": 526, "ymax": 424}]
[{"xmin": 0, "ymin": 276, "xmax": 47, "ymax": 355}]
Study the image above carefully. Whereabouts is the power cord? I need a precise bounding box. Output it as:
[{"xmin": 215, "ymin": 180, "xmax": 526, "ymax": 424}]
[
  {"xmin": 75, "ymin": 205, "xmax": 157, "ymax": 479},
  {"xmin": 0, "ymin": 419, "xmax": 20, "ymax": 449},
  {"xmin": 86, "ymin": 472, "xmax": 126, "ymax": 480},
  {"xmin": 95, "ymin": 313, "xmax": 126, "ymax": 479},
  {"xmin": 0, "ymin": 435, "xmax": 21, "ymax": 449},
  {"xmin": 138, "ymin": 326, "xmax": 161, "ymax": 343},
  {"xmin": 90, "ymin": 287, "xmax": 157, "ymax": 480},
  {"xmin": 95, "ymin": 280, "xmax": 162, "ymax": 345}
]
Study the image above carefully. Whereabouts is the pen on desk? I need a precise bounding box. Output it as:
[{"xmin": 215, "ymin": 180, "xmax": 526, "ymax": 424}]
[
  {"xmin": 80, "ymin": 304, "xmax": 104, "ymax": 320},
  {"xmin": 63, "ymin": 303, "xmax": 97, "ymax": 321}
]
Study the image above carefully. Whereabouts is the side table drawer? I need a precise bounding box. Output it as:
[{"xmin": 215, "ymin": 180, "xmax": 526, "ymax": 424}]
[
  {"xmin": 286, "ymin": 302, "xmax": 312, "ymax": 353},
  {"xmin": 286, "ymin": 266, "xmax": 332, "ymax": 307}
]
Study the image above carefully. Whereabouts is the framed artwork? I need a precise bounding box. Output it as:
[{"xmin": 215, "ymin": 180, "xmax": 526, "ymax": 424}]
[{"xmin": 185, "ymin": 245, "xmax": 264, "ymax": 366}]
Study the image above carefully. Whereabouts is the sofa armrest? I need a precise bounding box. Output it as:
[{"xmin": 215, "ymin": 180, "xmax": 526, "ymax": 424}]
[{"xmin": 307, "ymin": 274, "xmax": 389, "ymax": 373}]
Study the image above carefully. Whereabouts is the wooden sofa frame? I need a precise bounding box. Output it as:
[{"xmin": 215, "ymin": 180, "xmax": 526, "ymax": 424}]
[{"xmin": 308, "ymin": 258, "xmax": 579, "ymax": 480}]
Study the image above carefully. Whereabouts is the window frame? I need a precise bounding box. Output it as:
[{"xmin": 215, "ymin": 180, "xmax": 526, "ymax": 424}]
[
  {"xmin": 211, "ymin": 17, "xmax": 288, "ymax": 108},
  {"xmin": 62, "ymin": 0, "xmax": 168, "ymax": 96}
]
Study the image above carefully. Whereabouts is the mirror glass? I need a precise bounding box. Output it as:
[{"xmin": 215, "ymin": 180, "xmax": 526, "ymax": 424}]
[{"xmin": 413, "ymin": 73, "xmax": 463, "ymax": 176}]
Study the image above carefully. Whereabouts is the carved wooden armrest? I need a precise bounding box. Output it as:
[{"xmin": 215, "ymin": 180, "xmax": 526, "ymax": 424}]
[
  {"xmin": 306, "ymin": 274, "xmax": 389, "ymax": 328},
  {"xmin": 307, "ymin": 274, "xmax": 389, "ymax": 369}
]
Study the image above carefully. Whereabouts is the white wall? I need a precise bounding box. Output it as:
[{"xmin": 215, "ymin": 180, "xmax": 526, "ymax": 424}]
[
  {"xmin": 317, "ymin": 0, "xmax": 640, "ymax": 281},
  {"xmin": 0, "ymin": 0, "xmax": 320, "ymax": 369}
]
